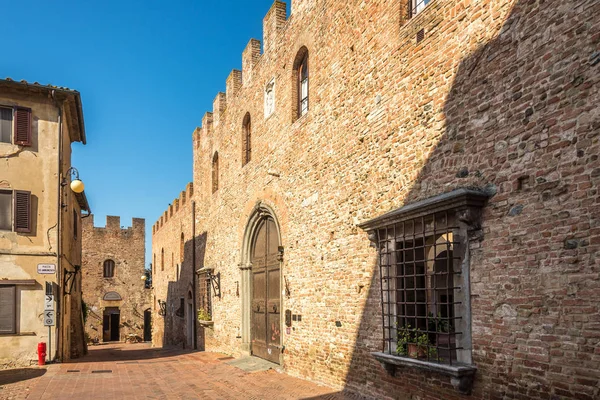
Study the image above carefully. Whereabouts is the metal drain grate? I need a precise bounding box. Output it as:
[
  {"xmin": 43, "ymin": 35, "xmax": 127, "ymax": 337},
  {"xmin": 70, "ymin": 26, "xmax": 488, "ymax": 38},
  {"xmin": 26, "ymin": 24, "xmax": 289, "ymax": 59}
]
[{"xmin": 91, "ymin": 370, "xmax": 112, "ymax": 374}]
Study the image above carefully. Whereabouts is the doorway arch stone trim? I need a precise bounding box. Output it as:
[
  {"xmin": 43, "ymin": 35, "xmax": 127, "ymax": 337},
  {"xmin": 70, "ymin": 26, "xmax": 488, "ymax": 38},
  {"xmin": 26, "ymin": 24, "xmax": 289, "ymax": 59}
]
[{"xmin": 239, "ymin": 201, "xmax": 282, "ymax": 358}]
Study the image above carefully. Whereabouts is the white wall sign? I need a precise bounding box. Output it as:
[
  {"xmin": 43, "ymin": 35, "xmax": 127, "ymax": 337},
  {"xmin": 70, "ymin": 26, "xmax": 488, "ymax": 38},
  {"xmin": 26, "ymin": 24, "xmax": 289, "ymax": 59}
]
[
  {"xmin": 44, "ymin": 310, "xmax": 55, "ymax": 326},
  {"xmin": 44, "ymin": 295, "xmax": 54, "ymax": 311},
  {"xmin": 37, "ymin": 264, "xmax": 56, "ymax": 274}
]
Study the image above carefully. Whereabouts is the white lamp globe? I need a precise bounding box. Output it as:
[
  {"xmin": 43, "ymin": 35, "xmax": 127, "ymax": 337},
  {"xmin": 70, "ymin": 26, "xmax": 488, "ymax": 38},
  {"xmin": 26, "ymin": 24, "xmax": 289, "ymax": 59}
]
[{"xmin": 70, "ymin": 179, "xmax": 85, "ymax": 193}]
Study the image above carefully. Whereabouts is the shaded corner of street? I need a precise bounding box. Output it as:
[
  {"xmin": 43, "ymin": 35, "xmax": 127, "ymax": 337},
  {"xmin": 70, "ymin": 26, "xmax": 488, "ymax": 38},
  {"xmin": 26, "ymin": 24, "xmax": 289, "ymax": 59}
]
[{"xmin": 0, "ymin": 343, "xmax": 363, "ymax": 400}]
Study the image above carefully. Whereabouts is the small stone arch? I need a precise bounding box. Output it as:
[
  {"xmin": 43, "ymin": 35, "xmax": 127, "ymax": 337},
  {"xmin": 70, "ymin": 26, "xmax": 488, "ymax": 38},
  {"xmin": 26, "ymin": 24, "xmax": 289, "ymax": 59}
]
[{"xmin": 103, "ymin": 291, "xmax": 122, "ymax": 301}]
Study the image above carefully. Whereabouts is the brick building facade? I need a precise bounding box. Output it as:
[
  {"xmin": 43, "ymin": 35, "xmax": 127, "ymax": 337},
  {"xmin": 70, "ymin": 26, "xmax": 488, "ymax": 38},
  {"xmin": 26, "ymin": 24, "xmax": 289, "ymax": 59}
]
[
  {"xmin": 152, "ymin": 0, "xmax": 600, "ymax": 398},
  {"xmin": 82, "ymin": 216, "xmax": 151, "ymax": 344}
]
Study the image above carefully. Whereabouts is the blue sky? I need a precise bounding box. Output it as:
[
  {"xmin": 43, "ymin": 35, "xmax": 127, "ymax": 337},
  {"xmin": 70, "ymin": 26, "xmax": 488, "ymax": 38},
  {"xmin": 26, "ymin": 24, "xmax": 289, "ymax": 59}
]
[{"xmin": 0, "ymin": 0, "xmax": 277, "ymax": 266}]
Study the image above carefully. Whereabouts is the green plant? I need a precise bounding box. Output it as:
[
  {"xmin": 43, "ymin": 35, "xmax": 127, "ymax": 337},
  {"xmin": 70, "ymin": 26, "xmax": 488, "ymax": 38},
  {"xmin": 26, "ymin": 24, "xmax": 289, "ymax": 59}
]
[
  {"xmin": 197, "ymin": 308, "xmax": 211, "ymax": 322},
  {"xmin": 396, "ymin": 323, "xmax": 437, "ymax": 358},
  {"xmin": 396, "ymin": 324, "xmax": 414, "ymax": 356},
  {"xmin": 428, "ymin": 312, "xmax": 451, "ymax": 333}
]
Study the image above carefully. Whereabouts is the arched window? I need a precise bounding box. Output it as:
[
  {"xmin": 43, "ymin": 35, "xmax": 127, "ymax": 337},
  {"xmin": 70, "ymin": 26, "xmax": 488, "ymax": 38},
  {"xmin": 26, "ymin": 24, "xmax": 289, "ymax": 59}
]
[
  {"xmin": 103, "ymin": 260, "xmax": 115, "ymax": 278},
  {"xmin": 242, "ymin": 113, "xmax": 251, "ymax": 166},
  {"xmin": 161, "ymin": 248, "xmax": 164, "ymax": 271},
  {"xmin": 180, "ymin": 233, "xmax": 185, "ymax": 263},
  {"xmin": 294, "ymin": 47, "xmax": 309, "ymax": 119},
  {"xmin": 212, "ymin": 152, "xmax": 219, "ymax": 193}
]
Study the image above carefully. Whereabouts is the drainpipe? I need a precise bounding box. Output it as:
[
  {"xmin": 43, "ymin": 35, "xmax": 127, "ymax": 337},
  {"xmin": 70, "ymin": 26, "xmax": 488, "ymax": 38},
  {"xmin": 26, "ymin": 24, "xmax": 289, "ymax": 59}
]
[
  {"xmin": 192, "ymin": 200, "xmax": 197, "ymax": 350},
  {"xmin": 51, "ymin": 90, "xmax": 63, "ymax": 362}
]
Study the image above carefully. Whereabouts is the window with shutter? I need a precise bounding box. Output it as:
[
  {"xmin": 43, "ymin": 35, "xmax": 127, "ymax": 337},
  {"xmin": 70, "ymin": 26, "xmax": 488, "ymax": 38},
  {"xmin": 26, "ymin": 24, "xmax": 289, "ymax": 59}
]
[
  {"xmin": 0, "ymin": 107, "xmax": 12, "ymax": 144},
  {"xmin": 0, "ymin": 190, "xmax": 11, "ymax": 231},
  {"xmin": 103, "ymin": 260, "xmax": 115, "ymax": 278},
  {"xmin": 0, "ymin": 286, "xmax": 16, "ymax": 334},
  {"xmin": 14, "ymin": 191, "xmax": 31, "ymax": 233},
  {"xmin": 13, "ymin": 107, "xmax": 32, "ymax": 146}
]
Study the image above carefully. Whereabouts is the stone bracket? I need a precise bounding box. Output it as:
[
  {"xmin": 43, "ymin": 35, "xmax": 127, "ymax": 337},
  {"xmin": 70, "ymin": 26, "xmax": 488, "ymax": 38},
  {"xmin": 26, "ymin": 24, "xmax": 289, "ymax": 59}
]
[{"xmin": 372, "ymin": 352, "xmax": 477, "ymax": 395}]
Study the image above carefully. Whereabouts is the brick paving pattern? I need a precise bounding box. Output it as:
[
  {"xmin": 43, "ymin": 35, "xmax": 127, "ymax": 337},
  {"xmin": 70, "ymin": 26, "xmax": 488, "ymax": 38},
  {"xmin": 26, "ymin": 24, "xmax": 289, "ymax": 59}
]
[{"xmin": 0, "ymin": 343, "xmax": 360, "ymax": 400}]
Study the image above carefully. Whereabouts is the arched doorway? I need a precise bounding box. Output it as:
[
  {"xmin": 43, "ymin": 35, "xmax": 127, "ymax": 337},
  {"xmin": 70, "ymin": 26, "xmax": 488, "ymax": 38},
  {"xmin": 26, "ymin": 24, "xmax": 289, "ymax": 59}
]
[{"xmin": 240, "ymin": 203, "xmax": 282, "ymax": 364}]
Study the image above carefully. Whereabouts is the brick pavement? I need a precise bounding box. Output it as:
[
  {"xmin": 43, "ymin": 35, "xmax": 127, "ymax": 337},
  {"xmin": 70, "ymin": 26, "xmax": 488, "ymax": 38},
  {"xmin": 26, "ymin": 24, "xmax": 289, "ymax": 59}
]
[{"xmin": 1, "ymin": 343, "xmax": 362, "ymax": 400}]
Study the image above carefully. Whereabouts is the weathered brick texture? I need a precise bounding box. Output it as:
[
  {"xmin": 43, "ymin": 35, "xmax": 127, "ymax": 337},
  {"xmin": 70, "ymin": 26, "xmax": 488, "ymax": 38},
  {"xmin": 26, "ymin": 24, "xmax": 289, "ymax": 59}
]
[
  {"xmin": 152, "ymin": 0, "xmax": 600, "ymax": 398},
  {"xmin": 82, "ymin": 216, "xmax": 150, "ymax": 343}
]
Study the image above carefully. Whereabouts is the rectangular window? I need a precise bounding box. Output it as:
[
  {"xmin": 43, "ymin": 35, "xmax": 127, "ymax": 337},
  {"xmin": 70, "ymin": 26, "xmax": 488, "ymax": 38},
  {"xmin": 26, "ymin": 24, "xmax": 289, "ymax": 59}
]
[
  {"xmin": 0, "ymin": 107, "xmax": 12, "ymax": 144},
  {"xmin": 360, "ymin": 189, "xmax": 488, "ymax": 370},
  {"xmin": 198, "ymin": 271, "xmax": 212, "ymax": 321},
  {"xmin": 410, "ymin": 0, "xmax": 431, "ymax": 17},
  {"xmin": 0, "ymin": 190, "xmax": 11, "ymax": 231},
  {"xmin": 377, "ymin": 212, "xmax": 462, "ymax": 364},
  {"xmin": 0, "ymin": 286, "xmax": 16, "ymax": 334}
]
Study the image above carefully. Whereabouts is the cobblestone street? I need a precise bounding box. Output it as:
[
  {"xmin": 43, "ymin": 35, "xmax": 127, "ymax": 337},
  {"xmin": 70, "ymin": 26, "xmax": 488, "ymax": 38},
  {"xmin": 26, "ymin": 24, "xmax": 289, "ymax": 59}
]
[{"xmin": 0, "ymin": 343, "xmax": 353, "ymax": 400}]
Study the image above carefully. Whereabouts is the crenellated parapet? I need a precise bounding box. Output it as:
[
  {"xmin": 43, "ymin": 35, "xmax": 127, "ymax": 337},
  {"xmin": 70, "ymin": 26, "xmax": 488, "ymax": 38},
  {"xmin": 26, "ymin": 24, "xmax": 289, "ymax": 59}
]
[
  {"xmin": 153, "ymin": 182, "xmax": 194, "ymax": 235},
  {"xmin": 83, "ymin": 215, "xmax": 145, "ymax": 237}
]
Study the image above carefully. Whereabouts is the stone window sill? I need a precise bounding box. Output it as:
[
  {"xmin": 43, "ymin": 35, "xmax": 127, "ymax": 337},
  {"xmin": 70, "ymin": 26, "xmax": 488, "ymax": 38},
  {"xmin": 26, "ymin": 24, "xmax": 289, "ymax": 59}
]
[
  {"xmin": 372, "ymin": 352, "xmax": 476, "ymax": 395},
  {"xmin": 0, "ymin": 332, "xmax": 36, "ymax": 337},
  {"xmin": 198, "ymin": 320, "xmax": 214, "ymax": 327}
]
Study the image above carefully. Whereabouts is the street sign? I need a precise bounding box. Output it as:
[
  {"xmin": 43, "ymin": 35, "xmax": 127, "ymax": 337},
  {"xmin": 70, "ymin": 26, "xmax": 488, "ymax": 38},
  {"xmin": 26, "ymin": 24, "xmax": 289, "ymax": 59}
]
[
  {"xmin": 37, "ymin": 264, "xmax": 56, "ymax": 274},
  {"xmin": 44, "ymin": 311, "xmax": 55, "ymax": 326},
  {"xmin": 44, "ymin": 295, "xmax": 54, "ymax": 311}
]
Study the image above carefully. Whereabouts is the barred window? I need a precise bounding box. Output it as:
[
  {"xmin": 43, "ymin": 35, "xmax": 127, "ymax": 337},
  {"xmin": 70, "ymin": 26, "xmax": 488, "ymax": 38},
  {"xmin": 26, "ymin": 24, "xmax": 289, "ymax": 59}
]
[
  {"xmin": 360, "ymin": 189, "xmax": 488, "ymax": 377},
  {"xmin": 198, "ymin": 270, "xmax": 212, "ymax": 321},
  {"xmin": 377, "ymin": 211, "xmax": 462, "ymax": 364}
]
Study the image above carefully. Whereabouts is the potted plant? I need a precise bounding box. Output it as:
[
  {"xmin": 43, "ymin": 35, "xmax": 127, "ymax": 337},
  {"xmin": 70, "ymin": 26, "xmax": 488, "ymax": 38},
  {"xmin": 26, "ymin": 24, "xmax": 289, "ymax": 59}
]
[
  {"xmin": 197, "ymin": 309, "xmax": 213, "ymax": 327},
  {"xmin": 397, "ymin": 324, "xmax": 434, "ymax": 359}
]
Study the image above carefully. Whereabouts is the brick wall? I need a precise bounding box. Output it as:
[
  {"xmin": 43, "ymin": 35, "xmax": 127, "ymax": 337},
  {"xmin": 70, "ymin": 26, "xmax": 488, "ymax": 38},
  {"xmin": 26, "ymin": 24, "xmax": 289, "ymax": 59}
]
[
  {"xmin": 82, "ymin": 216, "xmax": 150, "ymax": 343},
  {"xmin": 152, "ymin": 0, "xmax": 600, "ymax": 398}
]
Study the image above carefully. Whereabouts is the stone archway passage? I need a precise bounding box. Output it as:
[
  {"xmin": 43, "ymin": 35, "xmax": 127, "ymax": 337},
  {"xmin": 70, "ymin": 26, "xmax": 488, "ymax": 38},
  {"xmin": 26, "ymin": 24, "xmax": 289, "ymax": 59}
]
[{"xmin": 250, "ymin": 216, "xmax": 281, "ymax": 364}]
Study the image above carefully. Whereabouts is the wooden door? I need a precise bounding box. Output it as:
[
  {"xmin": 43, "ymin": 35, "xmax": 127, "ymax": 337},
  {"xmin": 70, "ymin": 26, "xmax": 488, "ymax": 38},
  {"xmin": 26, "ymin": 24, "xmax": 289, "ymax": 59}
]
[{"xmin": 251, "ymin": 217, "xmax": 280, "ymax": 363}]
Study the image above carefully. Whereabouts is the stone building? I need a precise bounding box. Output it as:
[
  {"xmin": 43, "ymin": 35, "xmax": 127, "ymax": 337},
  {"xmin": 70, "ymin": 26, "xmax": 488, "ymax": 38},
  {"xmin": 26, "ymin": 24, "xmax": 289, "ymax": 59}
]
[
  {"xmin": 152, "ymin": 0, "xmax": 600, "ymax": 399},
  {"xmin": 81, "ymin": 215, "xmax": 151, "ymax": 343},
  {"xmin": 0, "ymin": 78, "xmax": 89, "ymax": 366}
]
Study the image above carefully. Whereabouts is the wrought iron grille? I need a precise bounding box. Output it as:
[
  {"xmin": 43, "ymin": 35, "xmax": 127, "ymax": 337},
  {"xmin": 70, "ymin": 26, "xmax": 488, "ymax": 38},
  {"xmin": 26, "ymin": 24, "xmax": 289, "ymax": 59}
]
[
  {"xmin": 198, "ymin": 271, "xmax": 212, "ymax": 319},
  {"xmin": 377, "ymin": 210, "xmax": 462, "ymax": 365}
]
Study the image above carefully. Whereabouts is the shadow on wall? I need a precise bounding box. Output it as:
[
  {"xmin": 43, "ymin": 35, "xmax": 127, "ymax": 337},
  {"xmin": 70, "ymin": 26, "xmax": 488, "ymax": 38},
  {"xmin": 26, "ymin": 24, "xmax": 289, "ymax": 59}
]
[
  {"xmin": 161, "ymin": 232, "xmax": 208, "ymax": 350},
  {"xmin": 337, "ymin": 0, "xmax": 599, "ymax": 399}
]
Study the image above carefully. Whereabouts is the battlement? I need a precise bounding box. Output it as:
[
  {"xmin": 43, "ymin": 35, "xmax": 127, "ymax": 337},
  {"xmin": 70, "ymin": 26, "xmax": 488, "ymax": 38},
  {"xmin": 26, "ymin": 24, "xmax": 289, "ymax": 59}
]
[
  {"xmin": 83, "ymin": 215, "xmax": 145, "ymax": 237},
  {"xmin": 153, "ymin": 182, "xmax": 194, "ymax": 235},
  {"xmin": 193, "ymin": 1, "xmax": 289, "ymax": 139}
]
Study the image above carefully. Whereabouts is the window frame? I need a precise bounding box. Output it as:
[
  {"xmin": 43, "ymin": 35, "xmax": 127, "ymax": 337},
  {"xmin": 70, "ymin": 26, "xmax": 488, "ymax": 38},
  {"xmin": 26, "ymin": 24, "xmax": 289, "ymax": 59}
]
[
  {"xmin": 292, "ymin": 47, "xmax": 309, "ymax": 121},
  {"xmin": 103, "ymin": 259, "xmax": 115, "ymax": 278},
  {"xmin": 0, "ymin": 285, "xmax": 16, "ymax": 335},
  {"xmin": 409, "ymin": 0, "xmax": 432, "ymax": 18},
  {"xmin": 359, "ymin": 189, "xmax": 488, "ymax": 394},
  {"xmin": 0, "ymin": 106, "xmax": 13, "ymax": 145},
  {"xmin": 242, "ymin": 114, "xmax": 251, "ymax": 166},
  {"xmin": 297, "ymin": 53, "xmax": 309, "ymax": 118},
  {"xmin": 0, "ymin": 105, "xmax": 32, "ymax": 146},
  {"xmin": 0, "ymin": 189, "xmax": 32, "ymax": 233},
  {"xmin": 212, "ymin": 152, "xmax": 219, "ymax": 193}
]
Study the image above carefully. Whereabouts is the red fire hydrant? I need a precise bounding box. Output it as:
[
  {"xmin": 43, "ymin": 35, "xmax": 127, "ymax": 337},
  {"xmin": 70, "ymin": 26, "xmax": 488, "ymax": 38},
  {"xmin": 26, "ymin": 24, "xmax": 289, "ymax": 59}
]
[{"xmin": 37, "ymin": 342, "xmax": 46, "ymax": 366}]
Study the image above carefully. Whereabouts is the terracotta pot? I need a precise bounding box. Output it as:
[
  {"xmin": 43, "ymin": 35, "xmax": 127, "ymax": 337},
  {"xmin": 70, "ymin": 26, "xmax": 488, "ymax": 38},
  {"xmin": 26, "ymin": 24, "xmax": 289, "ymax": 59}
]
[{"xmin": 407, "ymin": 343, "xmax": 427, "ymax": 359}]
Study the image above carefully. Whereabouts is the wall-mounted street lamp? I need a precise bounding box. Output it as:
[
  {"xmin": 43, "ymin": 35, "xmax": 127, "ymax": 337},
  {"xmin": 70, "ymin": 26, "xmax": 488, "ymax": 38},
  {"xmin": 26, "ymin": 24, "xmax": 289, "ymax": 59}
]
[{"xmin": 62, "ymin": 167, "xmax": 85, "ymax": 193}]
